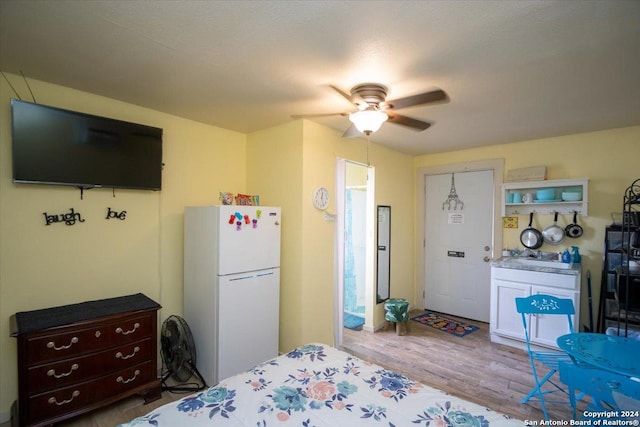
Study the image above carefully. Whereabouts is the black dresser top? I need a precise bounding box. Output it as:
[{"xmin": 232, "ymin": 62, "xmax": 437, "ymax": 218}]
[{"xmin": 11, "ymin": 293, "xmax": 161, "ymax": 335}]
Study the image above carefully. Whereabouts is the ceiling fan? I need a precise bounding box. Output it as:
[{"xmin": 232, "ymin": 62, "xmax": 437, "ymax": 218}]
[{"xmin": 292, "ymin": 83, "xmax": 448, "ymax": 137}]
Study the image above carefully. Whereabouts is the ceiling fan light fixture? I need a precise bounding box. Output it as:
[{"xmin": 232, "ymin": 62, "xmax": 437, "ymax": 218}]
[{"xmin": 349, "ymin": 109, "xmax": 388, "ymax": 135}]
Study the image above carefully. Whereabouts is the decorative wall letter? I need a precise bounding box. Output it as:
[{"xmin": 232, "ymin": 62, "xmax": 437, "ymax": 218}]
[
  {"xmin": 43, "ymin": 208, "xmax": 85, "ymax": 226},
  {"xmin": 105, "ymin": 207, "xmax": 127, "ymax": 220}
]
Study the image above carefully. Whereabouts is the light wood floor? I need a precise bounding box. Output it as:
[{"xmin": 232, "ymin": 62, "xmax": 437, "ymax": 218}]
[
  {"xmin": 342, "ymin": 309, "xmax": 579, "ymax": 422},
  {"xmin": 2, "ymin": 310, "xmax": 578, "ymax": 426}
]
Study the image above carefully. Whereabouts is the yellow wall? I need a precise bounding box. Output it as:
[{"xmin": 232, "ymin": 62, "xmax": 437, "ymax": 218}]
[
  {"xmin": 0, "ymin": 74, "xmax": 246, "ymax": 417},
  {"xmin": 346, "ymin": 162, "xmax": 368, "ymax": 187},
  {"xmin": 247, "ymin": 120, "xmax": 416, "ymax": 351},
  {"xmin": 298, "ymin": 121, "xmax": 415, "ymax": 341},
  {"xmin": 246, "ymin": 121, "xmax": 305, "ymax": 350},
  {"xmin": 414, "ymin": 125, "xmax": 640, "ymax": 320}
]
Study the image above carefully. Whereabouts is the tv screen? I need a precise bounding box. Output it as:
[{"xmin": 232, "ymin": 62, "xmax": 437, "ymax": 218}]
[{"xmin": 11, "ymin": 99, "xmax": 163, "ymax": 190}]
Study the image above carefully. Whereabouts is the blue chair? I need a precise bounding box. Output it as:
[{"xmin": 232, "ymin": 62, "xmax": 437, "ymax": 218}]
[
  {"xmin": 559, "ymin": 361, "xmax": 640, "ymax": 420},
  {"xmin": 515, "ymin": 294, "xmax": 577, "ymax": 419}
]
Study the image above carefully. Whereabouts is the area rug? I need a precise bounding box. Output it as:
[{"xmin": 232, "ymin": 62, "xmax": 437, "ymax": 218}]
[
  {"xmin": 344, "ymin": 312, "xmax": 364, "ymax": 330},
  {"xmin": 411, "ymin": 311, "xmax": 479, "ymax": 337}
]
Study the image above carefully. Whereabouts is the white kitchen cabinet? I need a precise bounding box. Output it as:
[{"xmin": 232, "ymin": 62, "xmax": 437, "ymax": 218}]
[
  {"xmin": 490, "ymin": 263, "xmax": 581, "ymax": 350},
  {"xmin": 501, "ymin": 178, "xmax": 589, "ymax": 217},
  {"xmin": 490, "ymin": 278, "xmax": 530, "ymax": 341}
]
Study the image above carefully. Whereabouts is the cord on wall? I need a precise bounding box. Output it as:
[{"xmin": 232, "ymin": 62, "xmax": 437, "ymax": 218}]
[
  {"xmin": 156, "ymin": 189, "xmax": 164, "ymax": 319},
  {"xmin": 20, "ymin": 70, "xmax": 37, "ymax": 104},
  {"xmin": 1, "ymin": 70, "xmax": 22, "ymax": 100}
]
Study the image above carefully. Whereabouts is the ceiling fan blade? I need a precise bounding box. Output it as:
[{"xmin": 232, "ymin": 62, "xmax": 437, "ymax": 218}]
[
  {"xmin": 342, "ymin": 123, "xmax": 361, "ymax": 138},
  {"xmin": 386, "ymin": 112, "xmax": 431, "ymax": 131},
  {"xmin": 291, "ymin": 112, "xmax": 349, "ymax": 119},
  {"xmin": 386, "ymin": 89, "xmax": 448, "ymax": 110},
  {"xmin": 329, "ymin": 85, "xmax": 356, "ymax": 105}
]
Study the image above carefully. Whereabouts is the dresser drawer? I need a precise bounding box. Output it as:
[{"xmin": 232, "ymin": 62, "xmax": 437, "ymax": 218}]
[
  {"xmin": 25, "ymin": 313, "xmax": 154, "ymax": 365},
  {"xmin": 12, "ymin": 294, "xmax": 161, "ymax": 426},
  {"xmin": 26, "ymin": 361, "xmax": 155, "ymax": 425},
  {"xmin": 27, "ymin": 338, "xmax": 153, "ymax": 394}
]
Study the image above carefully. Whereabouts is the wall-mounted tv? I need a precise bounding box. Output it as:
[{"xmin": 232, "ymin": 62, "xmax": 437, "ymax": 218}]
[{"xmin": 11, "ymin": 99, "xmax": 163, "ymax": 190}]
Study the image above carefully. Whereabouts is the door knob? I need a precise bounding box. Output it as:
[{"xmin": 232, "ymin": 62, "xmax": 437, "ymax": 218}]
[{"xmin": 483, "ymin": 256, "xmax": 490, "ymax": 262}]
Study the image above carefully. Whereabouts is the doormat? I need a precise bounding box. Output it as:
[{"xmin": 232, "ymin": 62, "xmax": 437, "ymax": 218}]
[
  {"xmin": 344, "ymin": 313, "xmax": 364, "ymax": 330},
  {"xmin": 411, "ymin": 311, "xmax": 479, "ymax": 337}
]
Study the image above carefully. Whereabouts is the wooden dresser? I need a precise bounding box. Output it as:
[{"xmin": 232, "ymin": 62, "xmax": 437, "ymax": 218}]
[{"xmin": 10, "ymin": 293, "xmax": 162, "ymax": 427}]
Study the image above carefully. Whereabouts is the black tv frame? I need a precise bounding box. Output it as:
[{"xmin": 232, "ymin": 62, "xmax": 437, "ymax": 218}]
[{"xmin": 11, "ymin": 99, "xmax": 163, "ymax": 191}]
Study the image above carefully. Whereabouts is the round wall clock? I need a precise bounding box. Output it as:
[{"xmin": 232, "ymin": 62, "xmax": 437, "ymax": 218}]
[{"xmin": 312, "ymin": 187, "xmax": 330, "ymax": 210}]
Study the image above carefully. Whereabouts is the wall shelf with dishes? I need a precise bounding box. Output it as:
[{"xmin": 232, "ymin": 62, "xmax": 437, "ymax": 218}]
[{"xmin": 501, "ymin": 178, "xmax": 589, "ymax": 217}]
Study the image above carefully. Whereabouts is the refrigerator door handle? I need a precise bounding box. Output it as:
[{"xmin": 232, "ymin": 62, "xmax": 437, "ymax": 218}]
[
  {"xmin": 227, "ymin": 271, "xmax": 276, "ymax": 281},
  {"xmin": 229, "ymin": 275, "xmax": 254, "ymax": 281}
]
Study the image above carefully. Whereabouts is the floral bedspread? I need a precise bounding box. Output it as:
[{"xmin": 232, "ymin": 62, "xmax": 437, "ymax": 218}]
[{"xmin": 119, "ymin": 343, "xmax": 524, "ymax": 427}]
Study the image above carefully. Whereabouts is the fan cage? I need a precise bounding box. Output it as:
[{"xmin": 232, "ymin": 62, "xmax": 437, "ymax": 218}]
[{"xmin": 160, "ymin": 315, "xmax": 207, "ymax": 392}]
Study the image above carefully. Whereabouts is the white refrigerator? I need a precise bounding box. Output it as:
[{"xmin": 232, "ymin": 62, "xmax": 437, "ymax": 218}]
[{"xmin": 184, "ymin": 205, "xmax": 281, "ymax": 386}]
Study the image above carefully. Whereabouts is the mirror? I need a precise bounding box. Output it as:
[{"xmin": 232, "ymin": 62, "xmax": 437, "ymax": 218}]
[{"xmin": 376, "ymin": 205, "xmax": 391, "ymax": 303}]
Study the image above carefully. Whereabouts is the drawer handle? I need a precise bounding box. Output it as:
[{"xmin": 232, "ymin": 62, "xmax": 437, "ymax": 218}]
[
  {"xmin": 115, "ymin": 323, "xmax": 140, "ymax": 335},
  {"xmin": 48, "ymin": 390, "xmax": 80, "ymax": 406},
  {"xmin": 47, "ymin": 336, "xmax": 79, "ymax": 350},
  {"xmin": 47, "ymin": 363, "xmax": 79, "ymax": 378},
  {"xmin": 117, "ymin": 369, "xmax": 140, "ymax": 384},
  {"xmin": 116, "ymin": 347, "xmax": 140, "ymax": 360}
]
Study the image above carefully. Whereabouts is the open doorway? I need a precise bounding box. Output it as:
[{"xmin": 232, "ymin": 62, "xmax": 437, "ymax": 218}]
[
  {"xmin": 344, "ymin": 170, "xmax": 368, "ymax": 330},
  {"xmin": 335, "ymin": 159, "xmax": 375, "ymax": 346}
]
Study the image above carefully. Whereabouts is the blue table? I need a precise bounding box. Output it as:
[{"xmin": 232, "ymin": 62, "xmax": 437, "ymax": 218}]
[{"xmin": 557, "ymin": 332, "xmax": 640, "ymax": 378}]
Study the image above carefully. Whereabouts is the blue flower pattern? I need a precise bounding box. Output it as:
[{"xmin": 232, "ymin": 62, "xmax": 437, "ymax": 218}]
[
  {"xmin": 364, "ymin": 369, "xmax": 416, "ymax": 402},
  {"xmin": 413, "ymin": 401, "xmax": 491, "ymax": 427},
  {"xmin": 173, "ymin": 386, "xmax": 236, "ymax": 420},
  {"xmin": 118, "ymin": 344, "xmax": 521, "ymax": 426},
  {"xmin": 287, "ymin": 343, "xmax": 327, "ymax": 362}
]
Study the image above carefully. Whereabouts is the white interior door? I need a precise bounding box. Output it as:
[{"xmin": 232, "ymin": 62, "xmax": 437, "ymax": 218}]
[{"xmin": 423, "ymin": 170, "xmax": 494, "ymax": 322}]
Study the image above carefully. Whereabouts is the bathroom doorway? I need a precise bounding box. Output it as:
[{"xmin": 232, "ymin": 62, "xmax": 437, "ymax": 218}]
[{"xmin": 335, "ymin": 159, "xmax": 375, "ymax": 346}]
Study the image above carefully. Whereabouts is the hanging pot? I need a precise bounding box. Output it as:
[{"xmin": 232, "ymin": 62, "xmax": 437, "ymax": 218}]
[
  {"xmin": 565, "ymin": 211, "xmax": 584, "ymax": 238},
  {"xmin": 542, "ymin": 211, "xmax": 565, "ymax": 245},
  {"xmin": 520, "ymin": 212, "xmax": 543, "ymax": 249}
]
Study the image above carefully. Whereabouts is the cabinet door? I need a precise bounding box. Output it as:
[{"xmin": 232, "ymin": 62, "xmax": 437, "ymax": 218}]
[
  {"xmin": 490, "ymin": 279, "xmax": 530, "ymax": 340},
  {"xmin": 529, "ymin": 287, "xmax": 579, "ymax": 348}
]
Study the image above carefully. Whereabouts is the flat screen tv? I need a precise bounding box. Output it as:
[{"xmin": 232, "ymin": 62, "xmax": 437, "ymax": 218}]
[{"xmin": 11, "ymin": 99, "xmax": 163, "ymax": 190}]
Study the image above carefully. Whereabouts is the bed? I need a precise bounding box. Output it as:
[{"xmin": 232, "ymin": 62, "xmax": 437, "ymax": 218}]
[{"xmin": 118, "ymin": 343, "xmax": 524, "ymax": 426}]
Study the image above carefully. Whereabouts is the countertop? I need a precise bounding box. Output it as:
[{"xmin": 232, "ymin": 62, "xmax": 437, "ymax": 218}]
[{"xmin": 491, "ymin": 256, "xmax": 581, "ymax": 275}]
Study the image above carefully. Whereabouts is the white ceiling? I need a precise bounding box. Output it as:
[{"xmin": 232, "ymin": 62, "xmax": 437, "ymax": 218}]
[{"xmin": 1, "ymin": 1, "xmax": 639, "ymax": 155}]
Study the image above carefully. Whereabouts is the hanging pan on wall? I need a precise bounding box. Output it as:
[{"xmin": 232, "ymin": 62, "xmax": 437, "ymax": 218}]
[
  {"xmin": 520, "ymin": 212, "xmax": 543, "ymax": 249},
  {"xmin": 565, "ymin": 211, "xmax": 584, "ymax": 238},
  {"xmin": 542, "ymin": 212, "xmax": 565, "ymax": 245}
]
